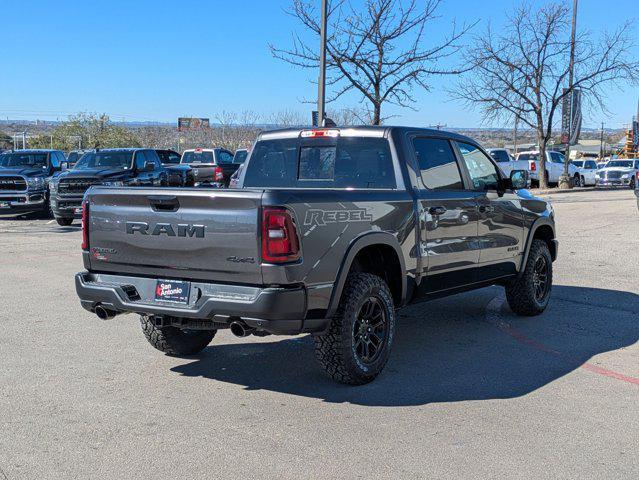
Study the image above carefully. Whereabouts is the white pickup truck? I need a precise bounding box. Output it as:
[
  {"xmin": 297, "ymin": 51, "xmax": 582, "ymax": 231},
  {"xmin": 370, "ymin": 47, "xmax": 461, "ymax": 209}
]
[{"xmin": 514, "ymin": 150, "xmax": 580, "ymax": 186}]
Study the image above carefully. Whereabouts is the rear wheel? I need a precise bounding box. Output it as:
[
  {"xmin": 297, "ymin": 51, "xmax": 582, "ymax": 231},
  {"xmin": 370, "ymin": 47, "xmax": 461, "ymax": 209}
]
[
  {"xmin": 313, "ymin": 273, "xmax": 396, "ymax": 385},
  {"xmin": 505, "ymin": 240, "xmax": 553, "ymax": 316},
  {"xmin": 55, "ymin": 217, "xmax": 73, "ymax": 226},
  {"xmin": 140, "ymin": 315, "xmax": 216, "ymax": 356}
]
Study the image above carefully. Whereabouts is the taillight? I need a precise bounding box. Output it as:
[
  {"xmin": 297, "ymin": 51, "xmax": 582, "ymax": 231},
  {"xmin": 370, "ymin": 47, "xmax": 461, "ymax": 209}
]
[
  {"xmin": 530, "ymin": 161, "xmax": 536, "ymax": 172},
  {"xmin": 81, "ymin": 200, "xmax": 89, "ymax": 251},
  {"xmin": 214, "ymin": 166, "xmax": 224, "ymax": 182},
  {"xmin": 261, "ymin": 207, "xmax": 300, "ymax": 263}
]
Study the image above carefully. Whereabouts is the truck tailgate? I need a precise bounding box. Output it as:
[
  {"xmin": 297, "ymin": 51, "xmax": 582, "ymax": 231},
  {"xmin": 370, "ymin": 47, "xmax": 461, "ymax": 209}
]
[{"xmin": 85, "ymin": 187, "xmax": 263, "ymax": 284}]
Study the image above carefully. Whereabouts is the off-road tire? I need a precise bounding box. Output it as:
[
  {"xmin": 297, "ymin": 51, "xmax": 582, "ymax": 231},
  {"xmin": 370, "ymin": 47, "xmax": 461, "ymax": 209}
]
[
  {"xmin": 505, "ymin": 240, "xmax": 553, "ymax": 316},
  {"xmin": 313, "ymin": 273, "xmax": 396, "ymax": 385},
  {"xmin": 55, "ymin": 217, "xmax": 73, "ymax": 226},
  {"xmin": 140, "ymin": 315, "xmax": 216, "ymax": 356}
]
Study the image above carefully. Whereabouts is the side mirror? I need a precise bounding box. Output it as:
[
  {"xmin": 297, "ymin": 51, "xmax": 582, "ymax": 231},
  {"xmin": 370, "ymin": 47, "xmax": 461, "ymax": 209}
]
[
  {"xmin": 144, "ymin": 161, "xmax": 156, "ymax": 172},
  {"xmin": 61, "ymin": 162, "xmax": 68, "ymax": 171},
  {"xmin": 510, "ymin": 170, "xmax": 530, "ymax": 190}
]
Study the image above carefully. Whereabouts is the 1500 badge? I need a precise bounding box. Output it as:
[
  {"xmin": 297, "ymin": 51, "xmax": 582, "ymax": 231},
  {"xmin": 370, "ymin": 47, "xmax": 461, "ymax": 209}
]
[{"xmin": 304, "ymin": 208, "xmax": 372, "ymax": 227}]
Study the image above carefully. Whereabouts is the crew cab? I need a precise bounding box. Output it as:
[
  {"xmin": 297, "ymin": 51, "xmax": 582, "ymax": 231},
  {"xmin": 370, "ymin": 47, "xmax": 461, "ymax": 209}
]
[
  {"xmin": 155, "ymin": 149, "xmax": 194, "ymax": 187},
  {"xmin": 0, "ymin": 149, "xmax": 67, "ymax": 216},
  {"xmin": 514, "ymin": 150, "xmax": 580, "ymax": 186},
  {"xmin": 50, "ymin": 148, "xmax": 169, "ymax": 226},
  {"xmin": 180, "ymin": 148, "xmax": 240, "ymax": 187},
  {"xmin": 75, "ymin": 127, "xmax": 558, "ymax": 385}
]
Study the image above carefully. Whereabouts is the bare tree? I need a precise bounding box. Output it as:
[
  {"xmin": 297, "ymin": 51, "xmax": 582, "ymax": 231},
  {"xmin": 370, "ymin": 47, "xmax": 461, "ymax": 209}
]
[
  {"xmin": 271, "ymin": 0, "xmax": 473, "ymax": 125},
  {"xmin": 453, "ymin": 2, "xmax": 638, "ymax": 188}
]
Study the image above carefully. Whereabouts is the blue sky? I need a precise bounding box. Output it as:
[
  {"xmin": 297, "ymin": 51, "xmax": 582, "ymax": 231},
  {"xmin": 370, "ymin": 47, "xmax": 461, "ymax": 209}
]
[{"xmin": 2, "ymin": 0, "xmax": 638, "ymax": 129}]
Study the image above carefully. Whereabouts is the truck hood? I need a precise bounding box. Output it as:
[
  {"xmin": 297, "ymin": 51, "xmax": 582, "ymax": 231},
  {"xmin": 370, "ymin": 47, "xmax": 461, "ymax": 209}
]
[
  {"xmin": 0, "ymin": 167, "xmax": 47, "ymax": 178},
  {"xmin": 59, "ymin": 168, "xmax": 133, "ymax": 181}
]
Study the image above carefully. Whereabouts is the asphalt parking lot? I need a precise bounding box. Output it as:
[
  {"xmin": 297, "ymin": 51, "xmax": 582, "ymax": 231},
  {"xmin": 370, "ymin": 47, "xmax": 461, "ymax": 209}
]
[{"xmin": 1, "ymin": 188, "xmax": 638, "ymax": 479}]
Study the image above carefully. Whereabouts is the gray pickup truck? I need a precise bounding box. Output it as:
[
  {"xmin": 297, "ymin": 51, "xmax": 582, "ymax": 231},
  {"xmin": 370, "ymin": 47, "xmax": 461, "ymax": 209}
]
[{"xmin": 75, "ymin": 127, "xmax": 558, "ymax": 385}]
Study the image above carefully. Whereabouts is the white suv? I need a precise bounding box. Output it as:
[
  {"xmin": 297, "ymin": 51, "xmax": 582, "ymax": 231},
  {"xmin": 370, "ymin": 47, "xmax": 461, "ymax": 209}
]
[{"xmin": 570, "ymin": 159, "xmax": 598, "ymax": 186}]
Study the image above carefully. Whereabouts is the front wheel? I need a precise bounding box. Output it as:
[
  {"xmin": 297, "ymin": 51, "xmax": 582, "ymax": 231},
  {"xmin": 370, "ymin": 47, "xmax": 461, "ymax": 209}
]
[
  {"xmin": 140, "ymin": 315, "xmax": 216, "ymax": 356},
  {"xmin": 313, "ymin": 273, "xmax": 396, "ymax": 385},
  {"xmin": 505, "ymin": 240, "xmax": 553, "ymax": 316},
  {"xmin": 573, "ymin": 174, "xmax": 581, "ymax": 187},
  {"xmin": 55, "ymin": 217, "xmax": 73, "ymax": 226},
  {"xmin": 629, "ymin": 176, "xmax": 636, "ymax": 190}
]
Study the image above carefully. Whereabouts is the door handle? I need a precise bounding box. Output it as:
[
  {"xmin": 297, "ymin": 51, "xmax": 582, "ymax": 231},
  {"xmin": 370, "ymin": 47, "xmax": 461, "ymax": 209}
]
[
  {"xmin": 428, "ymin": 206, "xmax": 447, "ymax": 216},
  {"xmin": 478, "ymin": 205, "xmax": 495, "ymax": 214}
]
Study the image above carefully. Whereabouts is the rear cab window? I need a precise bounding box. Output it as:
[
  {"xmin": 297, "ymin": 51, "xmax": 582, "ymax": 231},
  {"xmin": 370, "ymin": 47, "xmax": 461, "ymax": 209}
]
[
  {"xmin": 243, "ymin": 135, "xmax": 396, "ymax": 189},
  {"xmin": 182, "ymin": 151, "xmax": 215, "ymax": 164}
]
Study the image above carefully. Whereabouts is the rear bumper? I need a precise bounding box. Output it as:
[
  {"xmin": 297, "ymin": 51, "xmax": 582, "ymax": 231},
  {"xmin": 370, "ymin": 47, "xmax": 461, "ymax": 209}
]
[{"xmin": 75, "ymin": 272, "xmax": 312, "ymax": 335}]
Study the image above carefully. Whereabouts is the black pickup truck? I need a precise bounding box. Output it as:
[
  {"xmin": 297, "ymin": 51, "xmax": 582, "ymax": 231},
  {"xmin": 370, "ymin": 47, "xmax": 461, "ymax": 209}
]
[
  {"xmin": 155, "ymin": 149, "xmax": 195, "ymax": 187},
  {"xmin": 180, "ymin": 148, "xmax": 240, "ymax": 187},
  {"xmin": 0, "ymin": 149, "xmax": 67, "ymax": 216},
  {"xmin": 50, "ymin": 148, "xmax": 169, "ymax": 226},
  {"xmin": 75, "ymin": 127, "xmax": 558, "ymax": 385}
]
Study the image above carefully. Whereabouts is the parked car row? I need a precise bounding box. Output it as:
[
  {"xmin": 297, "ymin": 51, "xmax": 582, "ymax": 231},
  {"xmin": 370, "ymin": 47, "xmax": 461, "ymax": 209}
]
[
  {"xmin": 0, "ymin": 147, "xmax": 247, "ymax": 223},
  {"xmin": 487, "ymin": 148, "xmax": 638, "ymax": 189}
]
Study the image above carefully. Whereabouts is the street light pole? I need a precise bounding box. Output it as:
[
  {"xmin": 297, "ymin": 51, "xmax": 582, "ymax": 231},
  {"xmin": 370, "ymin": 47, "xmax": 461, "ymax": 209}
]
[{"xmin": 317, "ymin": 0, "xmax": 328, "ymax": 128}]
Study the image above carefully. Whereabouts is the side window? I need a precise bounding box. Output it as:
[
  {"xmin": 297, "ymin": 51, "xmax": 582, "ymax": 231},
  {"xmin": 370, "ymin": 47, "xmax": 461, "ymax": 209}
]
[
  {"xmin": 50, "ymin": 152, "xmax": 60, "ymax": 168},
  {"xmin": 412, "ymin": 137, "xmax": 463, "ymax": 190},
  {"xmin": 134, "ymin": 151, "xmax": 146, "ymax": 170},
  {"xmin": 146, "ymin": 150, "xmax": 162, "ymax": 168},
  {"xmin": 217, "ymin": 151, "xmax": 233, "ymax": 164},
  {"xmin": 457, "ymin": 142, "xmax": 500, "ymax": 191},
  {"xmin": 489, "ymin": 150, "xmax": 510, "ymax": 163}
]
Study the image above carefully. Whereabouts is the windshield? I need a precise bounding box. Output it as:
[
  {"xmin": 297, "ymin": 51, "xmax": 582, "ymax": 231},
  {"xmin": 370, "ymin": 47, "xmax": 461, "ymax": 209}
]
[
  {"xmin": 233, "ymin": 150, "xmax": 248, "ymax": 164},
  {"xmin": 67, "ymin": 152, "xmax": 80, "ymax": 164},
  {"xmin": 182, "ymin": 151, "xmax": 215, "ymax": 164},
  {"xmin": 0, "ymin": 152, "xmax": 48, "ymax": 169},
  {"xmin": 606, "ymin": 160, "xmax": 634, "ymax": 168},
  {"xmin": 73, "ymin": 151, "xmax": 133, "ymax": 170}
]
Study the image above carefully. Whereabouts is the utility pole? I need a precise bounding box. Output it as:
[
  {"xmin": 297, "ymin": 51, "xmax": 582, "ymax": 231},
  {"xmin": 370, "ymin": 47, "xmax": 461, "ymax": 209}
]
[
  {"xmin": 317, "ymin": 0, "xmax": 328, "ymax": 128},
  {"xmin": 513, "ymin": 116, "xmax": 519, "ymax": 155},
  {"xmin": 599, "ymin": 122, "xmax": 604, "ymax": 159},
  {"xmin": 561, "ymin": 0, "xmax": 578, "ymax": 188}
]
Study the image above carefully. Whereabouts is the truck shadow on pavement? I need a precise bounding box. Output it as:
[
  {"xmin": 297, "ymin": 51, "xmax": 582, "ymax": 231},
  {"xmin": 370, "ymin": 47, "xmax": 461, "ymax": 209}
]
[{"xmin": 171, "ymin": 285, "xmax": 639, "ymax": 406}]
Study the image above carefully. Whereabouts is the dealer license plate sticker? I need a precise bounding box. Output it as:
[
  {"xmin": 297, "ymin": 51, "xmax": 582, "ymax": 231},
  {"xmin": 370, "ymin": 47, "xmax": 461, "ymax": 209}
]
[{"xmin": 155, "ymin": 280, "xmax": 191, "ymax": 304}]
